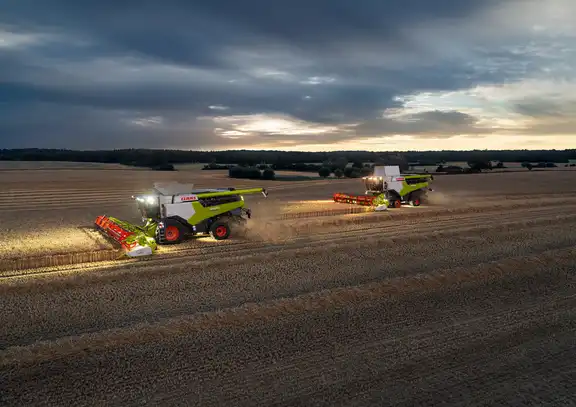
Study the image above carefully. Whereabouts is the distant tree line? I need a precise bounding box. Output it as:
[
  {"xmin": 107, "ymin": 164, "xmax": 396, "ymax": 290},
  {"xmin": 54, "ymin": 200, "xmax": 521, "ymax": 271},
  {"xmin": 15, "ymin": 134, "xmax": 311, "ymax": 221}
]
[
  {"xmin": 317, "ymin": 160, "xmax": 374, "ymax": 178},
  {"xmin": 1, "ymin": 148, "xmax": 575, "ymax": 170},
  {"xmin": 435, "ymin": 160, "xmax": 562, "ymax": 174},
  {"xmin": 228, "ymin": 166, "xmax": 277, "ymax": 180}
]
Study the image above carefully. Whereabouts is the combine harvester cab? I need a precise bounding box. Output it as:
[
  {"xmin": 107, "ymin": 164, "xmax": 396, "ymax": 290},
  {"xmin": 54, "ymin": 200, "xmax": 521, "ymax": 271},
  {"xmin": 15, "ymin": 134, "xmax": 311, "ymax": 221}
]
[
  {"xmin": 95, "ymin": 182, "xmax": 268, "ymax": 257},
  {"xmin": 333, "ymin": 165, "xmax": 433, "ymax": 211}
]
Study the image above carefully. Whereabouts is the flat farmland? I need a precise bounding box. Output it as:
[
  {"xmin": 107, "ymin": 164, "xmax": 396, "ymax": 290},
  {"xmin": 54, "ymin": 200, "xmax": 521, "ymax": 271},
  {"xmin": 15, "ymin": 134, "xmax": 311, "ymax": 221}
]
[{"xmin": 1, "ymin": 164, "xmax": 576, "ymax": 406}]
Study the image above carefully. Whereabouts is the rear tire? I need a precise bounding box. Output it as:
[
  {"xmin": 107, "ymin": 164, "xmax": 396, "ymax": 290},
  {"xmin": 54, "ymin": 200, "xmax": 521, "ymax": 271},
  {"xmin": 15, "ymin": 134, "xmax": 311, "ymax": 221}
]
[
  {"xmin": 389, "ymin": 199, "xmax": 402, "ymax": 208},
  {"xmin": 410, "ymin": 190, "xmax": 427, "ymax": 206},
  {"xmin": 410, "ymin": 196, "xmax": 422, "ymax": 206},
  {"xmin": 210, "ymin": 221, "xmax": 231, "ymax": 240},
  {"xmin": 156, "ymin": 219, "xmax": 184, "ymax": 245}
]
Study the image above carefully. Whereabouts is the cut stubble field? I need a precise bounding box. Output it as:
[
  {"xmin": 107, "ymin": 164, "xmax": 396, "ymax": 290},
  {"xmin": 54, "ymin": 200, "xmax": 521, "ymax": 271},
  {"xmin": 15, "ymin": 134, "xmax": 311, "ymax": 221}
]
[{"xmin": 1, "ymin": 164, "xmax": 576, "ymax": 406}]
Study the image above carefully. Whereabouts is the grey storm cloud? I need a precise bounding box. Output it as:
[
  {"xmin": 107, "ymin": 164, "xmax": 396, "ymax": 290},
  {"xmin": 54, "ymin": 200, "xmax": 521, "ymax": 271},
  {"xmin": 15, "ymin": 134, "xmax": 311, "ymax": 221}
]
[
  {"xmin": 2, "ymin": 0, "xmax": 500, "ymax": 63},
  {"xmin": 0, "ymin": 0, "xmax": 573, "ymax": 149}
]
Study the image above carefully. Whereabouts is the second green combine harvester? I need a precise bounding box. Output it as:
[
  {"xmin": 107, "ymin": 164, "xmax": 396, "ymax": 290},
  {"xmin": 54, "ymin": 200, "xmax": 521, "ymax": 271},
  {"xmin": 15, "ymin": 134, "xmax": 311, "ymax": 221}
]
[
  {"xmin": 95, "ymin": 183, "xmax": 268, "ymax": 257},
  {"xmin": 333, "ymin": 165, "xmax": 433, "ymax": 211}
]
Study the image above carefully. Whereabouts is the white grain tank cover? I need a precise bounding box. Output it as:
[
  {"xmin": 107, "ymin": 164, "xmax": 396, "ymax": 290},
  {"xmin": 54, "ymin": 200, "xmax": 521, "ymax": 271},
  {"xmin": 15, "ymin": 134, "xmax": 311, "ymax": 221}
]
[
  {"xmin": 164, "ymin": 194, "xmax": 198, "ymax": 220},
  {"xmin": 372, "ymin": 165, "xmax": 401, "ymax": 178},
  {"xmin": 153, "ymin": 182, "xmax": 196, "ymax": 196}
]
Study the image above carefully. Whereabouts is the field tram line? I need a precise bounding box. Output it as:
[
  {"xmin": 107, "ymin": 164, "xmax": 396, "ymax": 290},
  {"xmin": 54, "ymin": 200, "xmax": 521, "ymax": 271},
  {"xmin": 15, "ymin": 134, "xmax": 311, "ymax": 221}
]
[
  {"xmin": 221, "ymin": 293, "xmax": 574, "ymax": 380},
  {"xmin": 274, "ymin": 201, "xmax": 576, "ymax": 232},
  {"xmin": 278, "ymin": 197, "xmax": 576, "ymax": 222},
  {"xmin": 167, "ymin": 207, "xmax": 576, "ymax": 258},
  {"xmin": 58, "ymin": 290, "xmax": 570, "ymax": 406},
  {"xmin": 208, "ymin": 299, "xmax": 576, "ymax": 406},
  {"xmin": 156, "ymin": 212, "xmax": 576, "ymax": 266},
  {"xmin": 401, "ymin": 347, "xmax": 576, "ymax": 407},
  {"xmin": 2, "ymin": 247, "xmax": 575, "ymax": 368},
  {"xmin": 3, "ymin": 210, "xmax": 576, "ymax": 280},
  {"xmin": 163, "ymin": 209, "xmax": 511, "ymax": 254},
  {"xmin": 279, "ymin": 205, "xmax": 372, "ymax": 219}
]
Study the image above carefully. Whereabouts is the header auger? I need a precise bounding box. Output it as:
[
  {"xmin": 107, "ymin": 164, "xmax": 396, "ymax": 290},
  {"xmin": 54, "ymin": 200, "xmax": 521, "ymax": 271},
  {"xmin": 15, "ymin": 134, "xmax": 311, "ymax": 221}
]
[
  {"xmin": 95, "ymin": 183, "xmax": 268, "ymax": 257},
  {"xmin": 333, "ymin": 166, "xmax": 433, "ymax": 211}
]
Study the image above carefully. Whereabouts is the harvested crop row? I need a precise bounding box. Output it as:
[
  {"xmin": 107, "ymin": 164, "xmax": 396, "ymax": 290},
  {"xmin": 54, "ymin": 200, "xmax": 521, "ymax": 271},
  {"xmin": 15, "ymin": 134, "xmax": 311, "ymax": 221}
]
[
  {"xmin": 2, "ymin": 246, "xmax": 574, "ymax": 367},
  {"xmin": 2, "ymin": 220, "xmax": 575, "ymax": 350},
  {"xmin": 279, "ymin": 205, "xmax": 372, "ymax": 218},
  {"xmin": 151, "ymin": 211, "xmax": 576, "ymax": 268},
  {"xmin": 3, "ymin": 205, "xmax": 574, "ymax": 280},
  {"xmin": 281, "ymin": 198, "xmax": 576, "ymax": 227},
  {"xmin": 3, "ymin": 277, "xmax": 574, "ymax": 406},
  {"xmin": 267, "ymin": 204, "xmax": 576, "ymax": 238}
]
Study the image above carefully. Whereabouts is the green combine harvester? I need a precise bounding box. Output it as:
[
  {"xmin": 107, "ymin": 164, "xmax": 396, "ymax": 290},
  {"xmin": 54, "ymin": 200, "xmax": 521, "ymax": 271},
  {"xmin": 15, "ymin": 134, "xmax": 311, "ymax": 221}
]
[
  {"xmin": 333, "ymin": 165, "xmax": 434, "ymax": 211},
  {"xmin": 95, "ymin": 183, "xmax": 268, "ymax": 257}
]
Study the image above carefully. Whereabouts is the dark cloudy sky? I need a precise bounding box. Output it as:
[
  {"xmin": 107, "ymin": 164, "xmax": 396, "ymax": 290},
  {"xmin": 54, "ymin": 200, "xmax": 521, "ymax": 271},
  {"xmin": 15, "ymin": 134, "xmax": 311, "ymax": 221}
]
[{"xmin": 1, "ymin": 0, "xmax": 574, "ymax": 151}]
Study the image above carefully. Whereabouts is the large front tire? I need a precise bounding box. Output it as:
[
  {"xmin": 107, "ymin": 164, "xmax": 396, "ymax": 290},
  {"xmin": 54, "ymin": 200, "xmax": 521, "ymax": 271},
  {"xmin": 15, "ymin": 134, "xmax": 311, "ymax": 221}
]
[
  {"xmin": 410, "ymin": 196, "xmax": 422, "ymax": 206},
  {"xmin": 156, "ymin": 219, "xmax": 184, "ymax": 245}
]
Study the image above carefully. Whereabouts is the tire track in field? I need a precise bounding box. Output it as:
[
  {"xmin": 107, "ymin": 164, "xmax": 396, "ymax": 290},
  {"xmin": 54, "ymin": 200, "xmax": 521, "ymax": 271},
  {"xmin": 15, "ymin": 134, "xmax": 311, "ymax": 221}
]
[
  {"xmin": 195, "ymin": 299, "xmax": 576, "ymax": 407},
  {"xmin": 5, "ymin": 295, "xmax": 575, "ymax": 407},
  {"xmin": 3, "ymin": 205, "xmax": 575, "ymax": 280},
  {"xmin": 271, "ymin": 200, "xmax": 576, "ymax": 230},
  {"xmin": 295, "ymin": 324, "xmax": 576, "ymax": 407},
  {"xmin": 151, "ymin": 202, "xmax": 576, "ymax": 255},
  {"xmin": 155, "ymin": 211, "xmax": 576, "ymax": 265},
  {"xmin": 2, "ymin": 246, "xmax": 574, "ymax": 368},
  {"xmin": 266, "ymin": 197, "xmax": 576, "ymax": 223}
]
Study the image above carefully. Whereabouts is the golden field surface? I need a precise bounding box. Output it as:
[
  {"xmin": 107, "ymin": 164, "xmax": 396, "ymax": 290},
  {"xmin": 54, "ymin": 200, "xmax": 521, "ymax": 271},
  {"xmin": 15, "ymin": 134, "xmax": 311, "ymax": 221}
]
[{"xmin": 1, "ymin": 163, "xmax": 576, "ymax": 406}]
